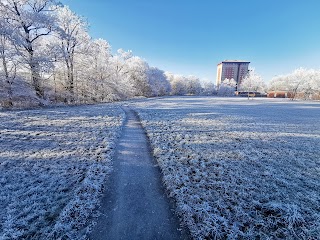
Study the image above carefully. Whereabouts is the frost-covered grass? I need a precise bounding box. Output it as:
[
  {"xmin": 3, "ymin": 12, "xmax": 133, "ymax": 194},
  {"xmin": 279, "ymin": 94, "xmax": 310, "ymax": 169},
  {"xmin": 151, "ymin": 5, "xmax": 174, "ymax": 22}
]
[
  {"xmin": 133, "ymin": 96, "xmax": 320, "ymax": 239},
  {"xmin": 0, "ymin": 104, "xmax": 124, "ymax": 239}
]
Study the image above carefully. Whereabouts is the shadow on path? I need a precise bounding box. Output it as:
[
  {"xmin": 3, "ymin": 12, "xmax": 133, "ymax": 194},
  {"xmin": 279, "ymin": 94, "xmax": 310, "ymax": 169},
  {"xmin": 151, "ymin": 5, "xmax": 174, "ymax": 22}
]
[{"xmin": 89, "ymin": 106, "xmax": 189, "ymax": 240}]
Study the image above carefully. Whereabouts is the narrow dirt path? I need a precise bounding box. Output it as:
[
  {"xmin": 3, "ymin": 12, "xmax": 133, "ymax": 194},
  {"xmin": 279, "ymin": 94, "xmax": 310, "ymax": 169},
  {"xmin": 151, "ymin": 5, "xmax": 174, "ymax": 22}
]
[{"xmin": 89, "ymin": 106, "xmax": 189, "ymax": 240}]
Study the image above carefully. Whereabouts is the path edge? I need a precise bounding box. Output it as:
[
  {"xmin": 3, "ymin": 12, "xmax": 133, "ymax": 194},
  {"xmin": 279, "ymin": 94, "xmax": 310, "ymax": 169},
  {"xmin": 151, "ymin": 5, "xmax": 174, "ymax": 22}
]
[{"xmin": 130, "ymin": 106, "xmax": 192, "ymax": 239}]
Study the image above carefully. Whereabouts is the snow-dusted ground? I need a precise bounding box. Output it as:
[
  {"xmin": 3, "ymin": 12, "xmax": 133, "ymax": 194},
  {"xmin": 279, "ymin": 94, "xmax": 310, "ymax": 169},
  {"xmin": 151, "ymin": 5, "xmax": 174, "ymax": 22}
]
[
  {"xmin": 132, "ymin": 97, "xmax": 320, "ymax": 239},
  {"xmin": 0, "ymin": 104, "xmax": 124, "ymax": 239}
]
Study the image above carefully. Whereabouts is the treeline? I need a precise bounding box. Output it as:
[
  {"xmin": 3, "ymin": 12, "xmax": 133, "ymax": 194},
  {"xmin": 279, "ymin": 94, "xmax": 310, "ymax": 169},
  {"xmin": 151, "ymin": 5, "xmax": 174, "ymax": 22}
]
[
  {"xmin": 268, "ymin": 68, "xmax": 320, "ymax": 100},
  {"xmin": 217, "ymin": 68, "xmax": 320, "ymax": 100},
  {"xmin": 0, "ymin": 1, "xmax": 214, "ymax": 108}
]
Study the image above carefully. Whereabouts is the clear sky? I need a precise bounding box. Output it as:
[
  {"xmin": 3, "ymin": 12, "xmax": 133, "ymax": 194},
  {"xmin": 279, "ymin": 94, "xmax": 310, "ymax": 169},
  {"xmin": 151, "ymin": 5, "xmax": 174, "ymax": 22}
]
[{"xmin": 61, "ymin": 0, "xmax": 320, "ymax": 83}]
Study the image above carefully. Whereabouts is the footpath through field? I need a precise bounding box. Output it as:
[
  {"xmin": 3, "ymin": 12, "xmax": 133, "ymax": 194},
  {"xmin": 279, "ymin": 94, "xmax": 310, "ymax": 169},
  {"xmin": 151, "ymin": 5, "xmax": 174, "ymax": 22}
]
[{"xmin": 89, "ymin": 106, "xmax": 188, "ymax": 240}]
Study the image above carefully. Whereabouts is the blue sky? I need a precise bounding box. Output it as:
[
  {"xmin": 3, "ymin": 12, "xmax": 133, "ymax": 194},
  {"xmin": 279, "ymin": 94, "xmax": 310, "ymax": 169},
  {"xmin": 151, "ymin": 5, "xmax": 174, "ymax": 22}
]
[{"xmin": 61, "ymin": 0, "xmax": 320, "ymax": 83}]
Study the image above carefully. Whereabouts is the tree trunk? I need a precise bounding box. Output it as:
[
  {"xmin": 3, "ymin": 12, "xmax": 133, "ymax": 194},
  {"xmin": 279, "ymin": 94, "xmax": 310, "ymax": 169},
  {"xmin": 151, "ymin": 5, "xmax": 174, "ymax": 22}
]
[
  {"xmin": 70, "ymin": 61, "xmax": 74, "ymax": 96},
  {"xmin": 65, "ymin": 54, "xmax": 75, "ymax": 103},
  {"xmin": 53, "ymin": 68, "xmax": 57, "ymax": 103},
  {"xmin": 1, "ymin": 49, "xmax": 13, "ymax": 107},
  {"xmin": 67, "ymin": 61, "xmax": 75, "ymax": 103},
  {"xmin": 29, "ymin": 52, "xmax": 43, "ymax": 98}
]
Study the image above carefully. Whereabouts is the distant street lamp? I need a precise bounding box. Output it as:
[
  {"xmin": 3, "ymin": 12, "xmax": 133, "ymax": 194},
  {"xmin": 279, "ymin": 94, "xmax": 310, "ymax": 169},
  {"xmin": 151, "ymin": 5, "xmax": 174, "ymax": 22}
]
[{"xmin": 247, "ymin": 69, "xmax": 252, "ymax": 100}]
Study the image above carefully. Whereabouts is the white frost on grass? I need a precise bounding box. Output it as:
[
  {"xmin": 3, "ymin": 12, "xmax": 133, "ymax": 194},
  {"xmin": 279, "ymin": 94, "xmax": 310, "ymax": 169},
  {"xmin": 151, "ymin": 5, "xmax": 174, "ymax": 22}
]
[
  {"xmin": 133, "ymin": 97, "xmax": 320, "ymax": 239},
  {"xmin": 0, "ymin": 104, "xmax": 124, "ymax": 239}
]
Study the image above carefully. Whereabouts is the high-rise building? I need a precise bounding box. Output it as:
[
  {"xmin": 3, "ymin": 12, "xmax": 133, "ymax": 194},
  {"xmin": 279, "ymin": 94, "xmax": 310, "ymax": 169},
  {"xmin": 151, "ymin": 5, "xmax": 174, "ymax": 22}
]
[{"xmin": 216, "ymin": 60, "xmax": 250, "ymax": 90}]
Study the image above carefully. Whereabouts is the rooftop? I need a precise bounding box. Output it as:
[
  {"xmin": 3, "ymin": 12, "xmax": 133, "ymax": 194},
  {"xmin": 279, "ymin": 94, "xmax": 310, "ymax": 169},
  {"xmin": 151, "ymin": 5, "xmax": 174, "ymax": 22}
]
[{"xmin": 218, "ymin": 60, "xmax": 250, "ymax": 65}]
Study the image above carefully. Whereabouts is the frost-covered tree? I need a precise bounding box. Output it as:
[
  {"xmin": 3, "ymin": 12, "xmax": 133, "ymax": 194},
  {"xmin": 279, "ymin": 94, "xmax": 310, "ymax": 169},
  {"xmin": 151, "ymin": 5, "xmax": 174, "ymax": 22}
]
[
  {"xmin": 108, "ymin": 49, "xmax": 157, "ymax": 99},
  {"xmin": 201, "ymin": 81, "xmax": 216, "ymax": 95},
  {"xmin": 0, "ymin": 0, "xmax": 58, "ymax": 98},
  {"xmin": 300, "ymin": 69, "xmax": 320, "ymax": 100},
  {"xmin": 0, "ymin": 19, "xmax": 17, "ymax": 106},
  {"xmin": 239, "ymin": 69, "xmax": 266, "ymax": 98},
  {"xmin": 84, "ymin": 38, "xmax": 113, "ymax": 101},
  {"xmin": 184, "ymin": 75, "xmax": 202, "ymax": 95},
  {"xmin": 165, "ymin": 73, "xmax": 205, "ymax": 96},
  {"xmin": 286, "ymin": 68, "xmax": 320, "ymax": 100},
  {"xmin": 147, "ymin": 67, "xmax": 171, "ymax": 96},
  {"xmin": 268, "ymin": 76, "xmax": 285, "ymax": 93},
  {"xmin": 217, "ymin": 78, "xmax": 236, "ymax": 96},
  {"xmin": 126, "ymin": 56, "xmax": 151, "ymax": 97},
  {"xmin": 166, "ymin": 73, "xmax": 187, "ymax": 95},
  {"xmin": 54, "ymin": 5, "xmax": 90, "ymax": 102},
  {"xmin": 108, "ymin": 49, "xmax": 135, "ymax": 98},
  {"xmin": 287, "ymin": 68, "xmax": 307, "ymax": 100}
]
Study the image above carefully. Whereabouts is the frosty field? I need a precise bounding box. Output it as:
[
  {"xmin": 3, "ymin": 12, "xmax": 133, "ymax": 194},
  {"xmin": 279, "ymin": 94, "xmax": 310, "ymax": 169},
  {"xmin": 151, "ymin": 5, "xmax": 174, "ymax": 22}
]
[
  {"xmin": 1, "ymin": 97, "xmax": 319, "ymax": 240},
  {"xmin": 0, "ymin": 104, "xmax": 124, "ymax": 239},
  {"xmin": 132, "ymin": 97, "xmax": 320, "ymax": 239}
]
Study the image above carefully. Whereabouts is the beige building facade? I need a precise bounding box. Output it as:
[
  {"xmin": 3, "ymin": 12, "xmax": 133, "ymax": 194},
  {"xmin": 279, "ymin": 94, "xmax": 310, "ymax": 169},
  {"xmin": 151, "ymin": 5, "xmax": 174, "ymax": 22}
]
[{"xmin": 216, "ymin": 60, "xmax": 250, "ymax": 90}]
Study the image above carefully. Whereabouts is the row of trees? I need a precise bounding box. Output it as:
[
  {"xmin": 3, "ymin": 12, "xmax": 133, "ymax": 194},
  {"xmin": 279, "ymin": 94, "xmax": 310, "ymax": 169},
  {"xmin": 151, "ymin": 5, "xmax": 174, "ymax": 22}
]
[
  {"xmin": 0, "ymin": 0, "xmax": 179, "ymax": 107},
  {"xmin": 218, "ymin": 68, "xmax": 320, "ymax": 100},
  {"xmin": 165, "ymin": 73, "xmax": 215, "ymax": 96},
  {"xmin": 268, "ymin": 68, "xmax": 320, "ymax": 100}
]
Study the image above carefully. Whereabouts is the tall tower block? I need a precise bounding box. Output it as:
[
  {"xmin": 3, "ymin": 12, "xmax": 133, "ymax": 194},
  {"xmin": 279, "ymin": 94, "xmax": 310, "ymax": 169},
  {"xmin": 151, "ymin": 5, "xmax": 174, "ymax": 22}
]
[{"xmin": 216, "ymin": 60, "xmax": 250, "ymax": 90}]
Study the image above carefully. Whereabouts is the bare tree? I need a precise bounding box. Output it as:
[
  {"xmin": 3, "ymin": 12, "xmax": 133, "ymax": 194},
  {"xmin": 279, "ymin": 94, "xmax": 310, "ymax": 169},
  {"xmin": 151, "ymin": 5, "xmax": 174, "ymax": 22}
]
[
  {"xmin": 54, "ymin": 5, "xmax": 89, "ymax": 102},
  {"xmin": 0, "ymin": 0, "xmax": 57, "ymax": 98},
  {"xmin": 0, "ymin": 37, "xmax": 16, "ymax": 106},
  {"xmin": 239, "ymin": 69, "xmax": 266, "ymax": 99},
  {"xmin": 0, "ymin": 17, "xmax": 19, "ymax": 106}
]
